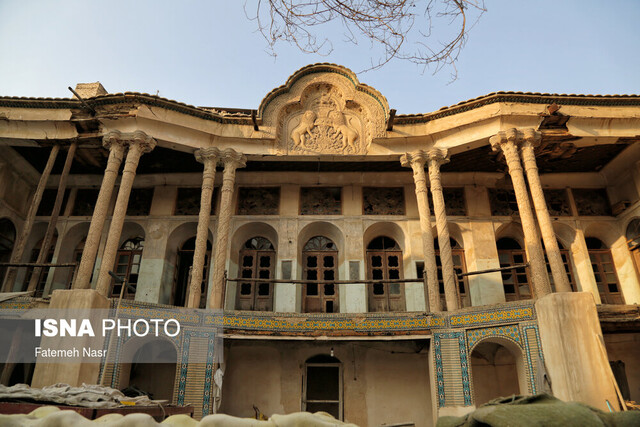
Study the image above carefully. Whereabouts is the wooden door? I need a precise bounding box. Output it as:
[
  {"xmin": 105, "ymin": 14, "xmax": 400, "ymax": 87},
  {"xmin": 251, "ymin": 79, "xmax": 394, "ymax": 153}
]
[
  {"xmin": 303, "ymin": 251, "xmax": 338, "ymax": 313},
  {"xmin": 367, "ymin": 248, "xmax": 405, "ymax": 312},
  {"xmin": 590, "ymin": 250, "xmax": 624, "ymax": 304},
  {"xmin": 236, "ymin": 249, "xmax": 275, "ymax": 310},
  {"xmin": 236, "ymin": 237, "xmax": 275, "ymax": 311}
]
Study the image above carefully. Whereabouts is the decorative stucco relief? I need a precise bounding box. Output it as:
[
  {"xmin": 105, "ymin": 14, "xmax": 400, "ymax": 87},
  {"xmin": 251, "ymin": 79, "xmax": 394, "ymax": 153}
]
[
  {"xmin": 259, "ymin": 64, "xmax": 389, "ymax": 156},
  {"xmin": 285, "ymin": 84, "xmax": 365, "ymax": 154}
]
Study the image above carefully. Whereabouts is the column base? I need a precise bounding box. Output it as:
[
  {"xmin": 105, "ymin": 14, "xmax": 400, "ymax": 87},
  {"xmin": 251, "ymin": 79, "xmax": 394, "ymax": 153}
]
[
  {"xmin": 536, "ymin": 292, "xmax": 620, "ymax": 411},
  {"xmin": 31, "ymin": 289, "xmax": 110, "ymax": 388}
]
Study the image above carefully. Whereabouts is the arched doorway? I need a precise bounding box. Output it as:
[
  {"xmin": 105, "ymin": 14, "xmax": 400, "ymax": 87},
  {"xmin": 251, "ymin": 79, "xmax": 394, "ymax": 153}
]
[
  {"xmin": 497, "ymin": 238, "xmax": 531, "ymax": 301},
  {"xmin": 111, "ymin": 237, "xmax": 144, "ymax": 299},
  {"xmin": 302, "ymin": 236, "xmax": 339, "ymax": 313},
  {"xmin": 0, "ymin": 219, "xmax": 15, "ymax": 286},
  {"xmin": 471, "ymin": 340, "xmax": 523, "ymax": 406},
  {"xmin": 119, "ymin": 340, "xmax": 177, "ymax": 401},
  {"xmin": 586, "ymin": 237, "xmax": 624, "ymax": 304},
  {"xmin": 236, "ymin": 237, "xmax": 276, "ymax": 311},
  {"xmin": 366, "ymin": 236, "xmax": 405, "ymax": 312},
  {"xmin": 303, "ymin": 354, "xmax": 342, "ymax": 420},
  {"xmin": 173, "ymin": 236, "xmax": 212, "ymax": 308}
]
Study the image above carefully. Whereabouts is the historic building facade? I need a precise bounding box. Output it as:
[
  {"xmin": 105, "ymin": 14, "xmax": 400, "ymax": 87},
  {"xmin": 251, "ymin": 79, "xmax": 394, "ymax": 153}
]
[{"xmin": 0, "ymin": 64, "xmax": 639, "ymax": 424}]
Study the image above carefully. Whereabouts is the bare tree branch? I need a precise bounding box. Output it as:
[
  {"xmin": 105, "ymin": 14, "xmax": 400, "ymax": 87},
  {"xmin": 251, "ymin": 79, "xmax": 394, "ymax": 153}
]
[{"xmin": 246, "ymin": 0, "xmax": 486, "ymax": 75}]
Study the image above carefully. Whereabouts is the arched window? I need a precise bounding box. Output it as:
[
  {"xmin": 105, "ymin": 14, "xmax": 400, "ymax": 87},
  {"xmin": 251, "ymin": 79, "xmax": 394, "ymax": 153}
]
[
  {"xmin": 543, "ymin": 240, "xmax": 577, "ymax": 292},
  {"xmin": 303, "ymin": 354, "xmax": 342, "ymax": 420},
  {"xmin": 497, "ymin": 238, "xmax": 532, "ymax": 301},
  {"xmin": 119, "ymin": 340, "xmax": 177, "ymax": 402},
  {"xmin": 587, "ymin": 237, "xmax": 624, "ymax": 304},
  {"xmin": 435, "ymin": 238, "xmax": 470, "ymax": 309},
  {"xmin": 112, "ymin": 237, "xmax": 144, "ymax": 299},
  {"xmin": 302, "ymin": 236, "xmax": 338, "ymax": 313},
  {"xmin": 0, "ymin": 219, "xmax": 16, "ymax": 285},
  {"xmin": 367, "ymin": 236, "xmax": 405, "ymax": 312},
  {"xmin": 236, "ymin": 237, "xmax": 276, "ymax": 311},
  {"xmin": 173, "ymin": 236, "xmax": 211, "ymax": 308}
]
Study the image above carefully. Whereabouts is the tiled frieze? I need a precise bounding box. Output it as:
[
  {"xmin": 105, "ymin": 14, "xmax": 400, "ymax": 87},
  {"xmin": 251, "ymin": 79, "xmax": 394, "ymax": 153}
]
[{"xmin": 449, "ymin": 303, "xmax": 535, "ymax": 327}]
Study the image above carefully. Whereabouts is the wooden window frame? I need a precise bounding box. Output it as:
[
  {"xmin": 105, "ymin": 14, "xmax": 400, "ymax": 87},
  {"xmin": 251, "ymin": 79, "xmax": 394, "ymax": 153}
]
[
  {"xmin": 498, "ymin": 248, "xmax": 532, "ymax": 301},
  {"xmin": 366, "ymin": 237, "xmax": 406, "ymax": 312},
  {"xmin": 589, "ymin": 249, "xmax": 624, "ymax": 304},
  {"xmin": 111, "ymin": 239, "xmax": 144, "ymax": 300},
  {"xmin": 545, "ymin": 248, "xmax": 577, "ymax": 292},
  {"xmin": 236, "ymin": 238, "xmax": 276, "ymax": 311}
]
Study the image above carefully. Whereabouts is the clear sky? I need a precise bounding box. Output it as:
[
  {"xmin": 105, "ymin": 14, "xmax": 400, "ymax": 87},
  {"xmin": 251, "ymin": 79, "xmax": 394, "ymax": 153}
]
[{"xmin": 0, "ymin": 1, "xmax": 638, "ymax": 114}]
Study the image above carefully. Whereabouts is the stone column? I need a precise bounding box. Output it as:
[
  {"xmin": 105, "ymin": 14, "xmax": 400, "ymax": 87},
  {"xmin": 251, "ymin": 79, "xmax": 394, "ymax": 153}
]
[
  {"xmin": 209, "ymin": 149, "xmax": 246, "ymax": 310},
  {"xmin": 73, "ymin": 135, "xmax": 127, "ymax": 289},
  {"xmin": 3, "ymin": 144, "xmax": 60, "ymax": 292},
  {"xmin": 401, "ymin": 151, "xmax": 441, "ymax": 312},
  {"xmin": 490, "ymin": 129, "xmax": 551, "ymax": 298},
  {"xmin": 28, "ymin": 142, "xmax": 77, "ymax": 292},
  {"xmin": 520, "ymin": 129, "xmax": 572, "ymax": 293},
  {"xmin": 95, "ymin": 131, "xmax": 156, "ymax": 296},
  {"xmin": 186, "ymin": 147, "xmax": 220, "ymax": 308},
  {"xmin": 427, "ymin": 148, "xmax": 459, "ymax": 311}
]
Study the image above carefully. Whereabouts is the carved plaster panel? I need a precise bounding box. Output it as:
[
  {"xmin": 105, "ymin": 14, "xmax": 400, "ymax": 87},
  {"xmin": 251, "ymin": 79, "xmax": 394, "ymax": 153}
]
[
  {"xmin": 259, "ymin": 64, "xmax": 389, "ymax": 156},
  {"xmin": 363, "ymin": 187, "xmax": 405, "ymax": 215}
]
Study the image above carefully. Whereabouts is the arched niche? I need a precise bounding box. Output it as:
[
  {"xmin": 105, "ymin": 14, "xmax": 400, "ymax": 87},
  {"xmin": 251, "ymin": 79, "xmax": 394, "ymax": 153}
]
[
  {"xmin": 583, "ymin": 221, "xmax": 623, "ymax": 250},
  {"xmin": 229, "ymin": 222, "xmax": 279, "ymax": 311},
  {"xmin": 298, "ymin": 221, "xmax": 345, "ymax": 271},
  {"xmin": 494, "ymin": 222, "xmax": 526, "ymax": 249},
  {"xmin": 118, "ymin": 222, "xmax": 146, "ymax": 248},
  {"xmin": 363, "ymin": 222, "xmax": 407, "ymax": 254},
  {"xmin": 230, "ymin": 222, "xmax": 278, "ymax": 274},
  {"xmin": 470, "ymin": 337, "xmax": 527, "ymax": 406},
  {"xmin": 162, "ymin": 222, "xmax": 214, "ymax": 307},
  {"xmin": 117, "ymin": 337, "xmax": 178, "ymax": 402}
]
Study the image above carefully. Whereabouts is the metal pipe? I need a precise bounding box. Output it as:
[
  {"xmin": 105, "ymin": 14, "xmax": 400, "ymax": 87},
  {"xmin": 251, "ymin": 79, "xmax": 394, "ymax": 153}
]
[
  {"xmin": 67, "ymin": 87, "xmax": 96, "ymax": 115},
  {"xmin": 226, "ymin": 277, "xmax": 424, "ymax": 285},
  {"xmin": 458, "ymin": 263, "xmax": 530, "ymax": 277},
  {"xmin": 0, "ymin": 262, "xmax": 77, "ymax": 268}
]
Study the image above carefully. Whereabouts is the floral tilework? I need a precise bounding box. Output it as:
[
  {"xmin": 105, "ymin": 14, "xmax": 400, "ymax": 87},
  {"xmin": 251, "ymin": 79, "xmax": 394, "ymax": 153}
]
[
  {"xmin": 467, "ymin": 325, "xmax": 521, "ymax": 350},
  {"xmin": 434, "ymin": 332, "xmax": 472, "ymax": 407},
  {"xmin": 522, "ymin": 325, "xmax": 544, "ymax": 395},
  {"xmin": 223, "ymin": 312, "xmax": 442, "ymax": 332},
  {"xmin": 449, "ymin": 305, "xmax": 534, "ymax": 327}
]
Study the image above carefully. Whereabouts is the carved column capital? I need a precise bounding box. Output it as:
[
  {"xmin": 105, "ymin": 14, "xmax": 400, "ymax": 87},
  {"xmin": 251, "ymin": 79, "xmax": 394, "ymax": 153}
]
[
  {"xmin": 102, "ymin": 131, "xmax": 127, "ymax": 152},
  {"xmin": 490, "ymin": 128, "xmax": 521, "ymax": 151},
  {"xmin": 127, "ymin": 130, "xmax": 157, "ymax": 153},
  {"xmin": 522, "ymin": 128, "xmax": 541, "ymax": 148},
  {"xmin": 400, "ymin": 150, "xmax": 428, "ymax": 170},
  {"xmin": 219, "ymin": 149, "xmax": 247, "ymax": 171},
  {"xmin": 491, "ymin": 128, "xmax": 541, "ymax": 151},
  {"xmin": 103, "ymin": 130, "xmax": 156, "ymax": 154},
  {"xmin": 195, "ymin": 147, "xmax": 222, "ymax": 164},
  {"xmin": 426, "ymin": 147, "xmax": 450, "ymax": 167}
]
